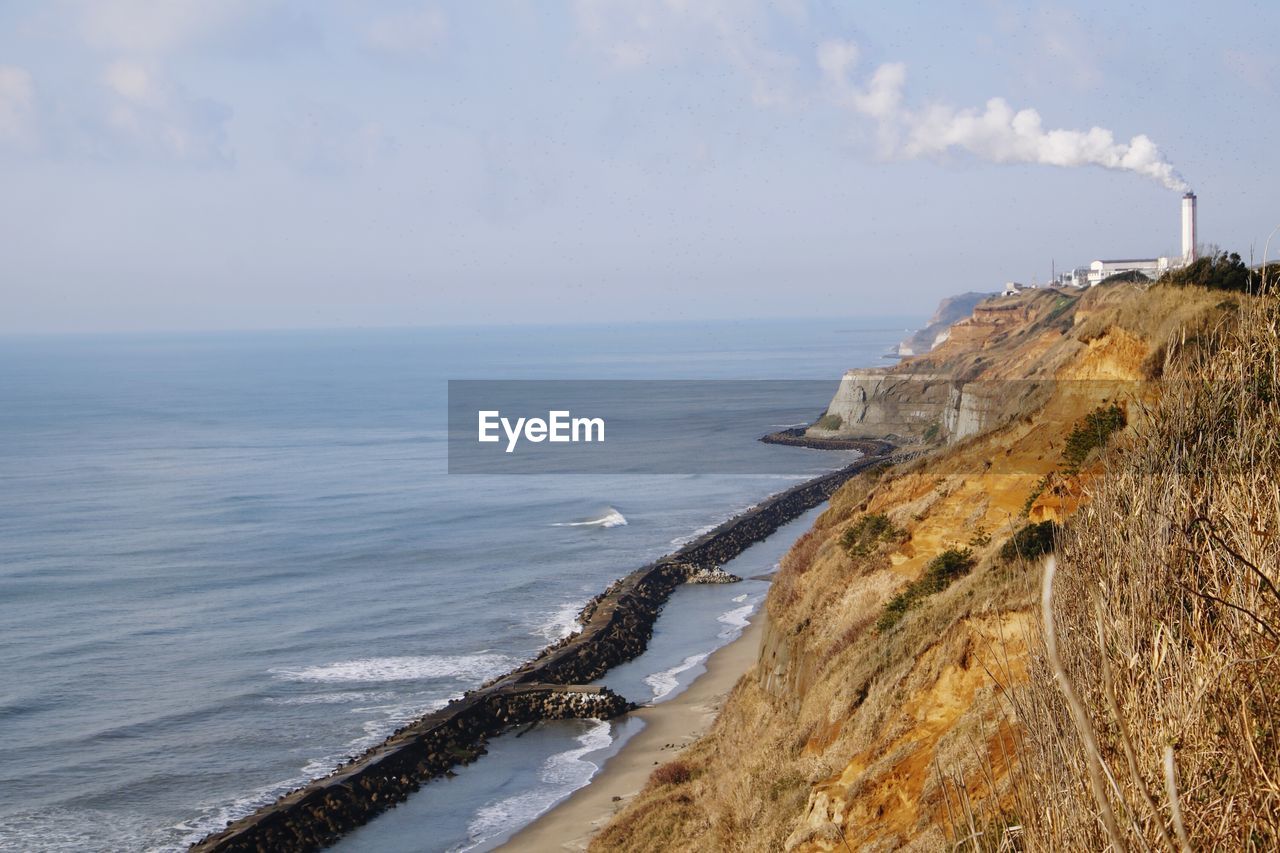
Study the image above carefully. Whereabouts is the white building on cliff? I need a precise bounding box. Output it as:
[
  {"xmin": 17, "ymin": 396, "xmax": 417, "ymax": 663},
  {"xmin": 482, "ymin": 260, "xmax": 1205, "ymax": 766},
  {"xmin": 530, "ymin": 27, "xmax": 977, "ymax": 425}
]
[
  {"xmin": 1086, "ymin": 257, "xmax": 1172, "ymax": 285},
  {"xmin": 1079, "ymin": 192, "xmax": 1197, "ymax": 286}
]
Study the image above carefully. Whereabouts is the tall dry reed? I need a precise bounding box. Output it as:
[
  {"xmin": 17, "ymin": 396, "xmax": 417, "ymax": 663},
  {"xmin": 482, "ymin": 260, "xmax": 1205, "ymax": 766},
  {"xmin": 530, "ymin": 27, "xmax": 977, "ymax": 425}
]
[{"xmin": 1010, "ymin": 292, "xmax": 1280, "ymax": 850}]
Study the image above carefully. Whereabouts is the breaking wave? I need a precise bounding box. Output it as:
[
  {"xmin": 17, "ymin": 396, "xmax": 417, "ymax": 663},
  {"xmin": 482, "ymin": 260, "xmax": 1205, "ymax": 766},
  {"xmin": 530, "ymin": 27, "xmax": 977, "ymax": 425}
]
[
  {"xmin": 535, "ymin": 601, "xmax": 584, "ymax": 642},
  {"xmin": 551, "ymin": 507, "xmax": 627, "ymax": 528},
  {"xmin": 456, "ymin": 720, "xmax": 613, "ymax": 851},
  {"xmin": 270, "ymin": 654, "xmax": 514, "ymax": 684},
  {"xmin": 644, "ymin": 652, "xmax": 710, "ymax": 701},
  {"xmin": 717, "ymin": 597, "xmax": 762, "ymax": 640}
]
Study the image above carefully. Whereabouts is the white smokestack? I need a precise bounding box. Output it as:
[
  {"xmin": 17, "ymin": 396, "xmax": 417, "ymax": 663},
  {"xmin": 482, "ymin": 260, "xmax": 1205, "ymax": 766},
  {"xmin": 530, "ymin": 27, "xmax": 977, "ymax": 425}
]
[
  {"xmin": 818, "ymin": 40, "xmax": 1190, "ymax": 192},
  {"xmin": 1181, "ymin": 192, "xmax": 1198, "ymax": 263}
]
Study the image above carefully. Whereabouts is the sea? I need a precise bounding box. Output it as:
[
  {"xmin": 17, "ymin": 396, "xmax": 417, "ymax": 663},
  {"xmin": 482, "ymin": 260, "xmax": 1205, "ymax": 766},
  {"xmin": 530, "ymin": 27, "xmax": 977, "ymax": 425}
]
[{"xmin": 0, "ymin": 318, "xmax": 910, "ymax": 852}]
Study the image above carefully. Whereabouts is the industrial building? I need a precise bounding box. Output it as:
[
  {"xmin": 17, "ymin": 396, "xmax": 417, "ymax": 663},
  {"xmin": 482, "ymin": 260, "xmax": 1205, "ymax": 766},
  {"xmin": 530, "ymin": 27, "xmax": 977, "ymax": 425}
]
[
  {"xmin": 1081, "ymin": 193, "xmax": 1196, "ymax": 286},
  {"xmin": 1085, "ymin": 257, "xmax": 1172, "ymax": 285},
  {"xmin": 1012, "ymin": 192, "xmax": 1199, "ymax": 294}
]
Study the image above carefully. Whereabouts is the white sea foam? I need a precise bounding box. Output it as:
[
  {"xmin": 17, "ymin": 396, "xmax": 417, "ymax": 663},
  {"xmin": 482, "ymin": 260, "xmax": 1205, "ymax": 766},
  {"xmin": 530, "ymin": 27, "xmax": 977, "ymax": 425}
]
[
  {"xmin": 669, "ymin": 521, "xmax": 720, "ymax": 547},
  {"xmin": 669, "ymin": 496, "xmax": 780, "ymax": 547},
  {"xmin": 550, "ymin": 507, "xmax": 627, "ymax": 528},
  {"xmin": 717, "ymin": 597, "xmax": 763, "ymax": 639},
  {"xmin": 0, "ymin": 807, "xmax": 161, "ymax": 853},
  {"xmin": 644, "ymin": 652, "xmax": 710, "ymax": 701},
  {"xmin": 536, "ymin": 600, "xmax": 584, "ymax": 641},
  {"xmin": 178, "ymin": 772, "xmax": 321, "ymax": 850},
  {"xmin": 732, "ymin": 593, "xmax": 748, "ymax": 603},
  {"xmin": 180, "ymin": 692, "xmax": 462, "ymax": 848},
  {"xmin": 454, "ymin": 720, "xmax": 613, "ymax": 852},
  {"xmin": 304, "ymin": 694, "xmax": 459, "ymax": 777},
  {"xmin": 270, "ymin": 654, "xmax": 513, "ymax": 684},
  {"xmin": 264, "ymin": 690, "xmax": 396, "ymax": 706}
]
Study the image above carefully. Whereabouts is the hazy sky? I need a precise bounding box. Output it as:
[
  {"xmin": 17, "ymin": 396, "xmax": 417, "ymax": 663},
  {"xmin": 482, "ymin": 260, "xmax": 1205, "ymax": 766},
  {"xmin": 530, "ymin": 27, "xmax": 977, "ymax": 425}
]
[{"xmin": 1, "ymin": 1, "xmax": 1276, "ymax": 333}]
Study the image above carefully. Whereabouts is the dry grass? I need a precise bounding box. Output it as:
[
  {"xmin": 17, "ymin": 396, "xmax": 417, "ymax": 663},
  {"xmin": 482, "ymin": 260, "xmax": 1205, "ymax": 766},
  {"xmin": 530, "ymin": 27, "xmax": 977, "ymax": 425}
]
[
  {"xmin": 1005, "ymin": 293, "xmax": 1280, "ymax": 850},
  {"xmin": 589, "ymin": 283, "xmax": 1257, "ymax": 852},
  {"xmin": 650, "ymin": 759, "xmax": 694, "ymax": 787}
]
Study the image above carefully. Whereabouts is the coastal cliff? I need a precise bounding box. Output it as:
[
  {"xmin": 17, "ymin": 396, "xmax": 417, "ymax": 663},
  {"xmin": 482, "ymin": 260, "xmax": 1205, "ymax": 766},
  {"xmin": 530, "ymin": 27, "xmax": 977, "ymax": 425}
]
[
  {"xmin": 895, "ymin": 291, "xmax": 992, "ymax": 357},
  {"xmin": 812, "ymin": 289, "xmax": 1089, "ymax": 444},
  {"xmin": 592, "ymin": 281, "xmax": 1279, "ymax": 850}
]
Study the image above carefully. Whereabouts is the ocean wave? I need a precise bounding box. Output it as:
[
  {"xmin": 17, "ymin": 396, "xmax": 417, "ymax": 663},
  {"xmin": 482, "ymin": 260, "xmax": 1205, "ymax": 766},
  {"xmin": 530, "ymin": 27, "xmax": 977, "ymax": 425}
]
[
  {"xmin": 717, "ymin": 599, "xmax": 760, "ymax": 639},
  {"xmin": 179, "ymin": 693, "xmax": 461, "ymax": 848},
  {"xmin": 0, "ymin": 807, "xmax": 162, "ymax": 853},
  {"xmin": 644, "ymin": 652, "xmax": 710, "ymax": 701},
  {"xmin": 270, "ymin": 654, "xmax": 514, "ymax": 684},
  {"xmin": 455, "ymin": 720, "xmax": 613, "ymax": 852},
  {"xmin": 177, "ymin": 772, "xmax": 321, "ymax": 850},
  {"xmin": 550, "ymin": 507, "xmax": 627, "ymax": 528},
  {"xmin": 535, "ymin": 600, "xmax": 584, "ymax": 642},
  {"xmin": 669, "ymin": 521, "xmax": 720, "ymax": 547},
  {"xmin": 668, "ymin": 497, "xmax": 778, "ymax": 546},
  {"xmin": 292, "ymin": 692, "xmax": 461, "ymax": 783},
  {"xmin": 264, "ymin": 690, "xmax": 397, "ymax": 706}
]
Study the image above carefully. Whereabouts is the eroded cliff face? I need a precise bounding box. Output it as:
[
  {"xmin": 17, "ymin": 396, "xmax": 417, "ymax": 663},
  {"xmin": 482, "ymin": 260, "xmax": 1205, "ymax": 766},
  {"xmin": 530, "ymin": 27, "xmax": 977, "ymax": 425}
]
[
  {"xmin": 590, "ymin": 283, "xmax": 1230, "ymax": 852},
  {"xmin": 895, "ymin": 291, "xmax": 993, "ymax": 357},
  {"xmin": 812, "ymin": 289, "xmax": 1096, "ymax": 444}
]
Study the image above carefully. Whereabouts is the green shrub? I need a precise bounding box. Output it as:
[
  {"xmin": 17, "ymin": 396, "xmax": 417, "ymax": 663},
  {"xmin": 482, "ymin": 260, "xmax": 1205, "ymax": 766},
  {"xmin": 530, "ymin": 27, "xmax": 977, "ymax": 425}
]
[
  {"xmin": 1099, "ymin": 269, "xmax": 1152, "ymax": 285},
  {"xmin": 877, "ymin": 590, "xmax": 916, "ymax": 631},
  {"xmin": 917, "ymin": 547, "xmax": 976, "ymax": 593},
  {"xmin": 1061, "ymin": 404, "xmax": 1126, "ymax": 474},
  {"xmin": 814, "ymin": 412, "xmax": 843, "ymax": 430},
  {"xmin": 999, "ymin": 521, "xmax": 1058, "ymax": 563},
  {"xmin": 876, "ymin": 547, "xmax": 976, "ymax": 631},
  {"xmin": 840, "ymin": 513, "xmax": 905, "ymax": 558},
  {"xmin": 1159, "ymin": 251, "xmax": 1269, "ymax": 292},
  {"xmin": 922, "ymin": 421, "xmax": 942, "ymax": 443},
  {"xmin": 1022, "ymin": 475, "xmax": 1049, "ymax": 517}
]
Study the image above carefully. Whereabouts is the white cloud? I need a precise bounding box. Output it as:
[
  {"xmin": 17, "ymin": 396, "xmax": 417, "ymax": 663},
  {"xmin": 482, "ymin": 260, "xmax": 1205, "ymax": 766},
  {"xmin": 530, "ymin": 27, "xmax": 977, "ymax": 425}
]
[
  {"xmin": 818, "ymin": 39, "xmax": 1188, "ymax": 192},
  {"xmin": 100, "ymin": 61, "xmax": 232, "ymax": 164},
  {"xmin": 69, "ymin": 0, "xmax": 265, "ymax": 53},
  {"xmin": 573, "ymin": 0, "xmax": 800, "ymax": 107},
  {"xmin": 278, "ymin": 103, "xmax": 395, "ymax": 175},
  {"xmin": 0, "ymin": 65, "xmax": 36, "ymax": 144},
  {"xmin": 365, "ymin": 5, "xmax": 447, "ymax": 57},
  {"xmin": 104, "ymin": 60, "xmax": 156, "ymax": 103}
]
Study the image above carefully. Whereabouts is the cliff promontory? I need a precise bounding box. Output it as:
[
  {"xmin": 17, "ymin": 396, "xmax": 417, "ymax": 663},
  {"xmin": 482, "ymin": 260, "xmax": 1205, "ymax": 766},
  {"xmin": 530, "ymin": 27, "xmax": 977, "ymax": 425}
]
[
  {"xmin": 813, "ymin": 289, "xmax": 1096, "ymax": 444},
  {"xmin": 895, "ymin": 291, "xmax": 993, "ymax": 357}
]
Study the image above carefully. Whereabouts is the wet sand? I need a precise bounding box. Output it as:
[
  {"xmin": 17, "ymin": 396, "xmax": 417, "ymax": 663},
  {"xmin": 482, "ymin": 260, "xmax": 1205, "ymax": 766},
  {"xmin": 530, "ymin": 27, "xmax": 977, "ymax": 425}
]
[{"xmin": 501, "ymin": 609, "xmax": 767, "ymax": 852}]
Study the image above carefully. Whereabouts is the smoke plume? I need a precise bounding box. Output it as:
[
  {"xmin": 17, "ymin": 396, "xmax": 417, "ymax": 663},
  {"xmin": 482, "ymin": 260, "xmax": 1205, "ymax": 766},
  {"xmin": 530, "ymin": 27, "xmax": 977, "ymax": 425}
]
[{"xmin": 817, "ymin": 40, "xmax": 1189, "ymax": 192}]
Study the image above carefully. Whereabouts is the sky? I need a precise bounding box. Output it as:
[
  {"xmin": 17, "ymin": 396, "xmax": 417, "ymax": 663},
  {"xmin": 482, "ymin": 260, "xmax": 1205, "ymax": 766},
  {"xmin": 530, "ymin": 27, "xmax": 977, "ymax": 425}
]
[{"xmin": 1, "ymin": 0, "xmax": 1277, "ymax": 333}]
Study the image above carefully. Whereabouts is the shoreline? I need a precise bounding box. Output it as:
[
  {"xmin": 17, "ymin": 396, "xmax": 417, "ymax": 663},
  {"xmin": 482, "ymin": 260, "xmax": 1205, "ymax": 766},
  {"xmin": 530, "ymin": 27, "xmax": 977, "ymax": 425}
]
[
  {"xmin": 190, "ymin": 452, "xmax": 894, "ymax": 852},
  {"xmin": 502, "ymin": 608, "xmax": 769, "ymax": 852}
]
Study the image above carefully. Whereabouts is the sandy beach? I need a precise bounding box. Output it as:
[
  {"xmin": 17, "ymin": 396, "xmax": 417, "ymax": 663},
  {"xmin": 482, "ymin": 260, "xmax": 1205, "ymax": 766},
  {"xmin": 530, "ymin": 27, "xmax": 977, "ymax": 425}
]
[{"xmin": 500, "ymin": 608, "xmax": 768, "ymax": 852}]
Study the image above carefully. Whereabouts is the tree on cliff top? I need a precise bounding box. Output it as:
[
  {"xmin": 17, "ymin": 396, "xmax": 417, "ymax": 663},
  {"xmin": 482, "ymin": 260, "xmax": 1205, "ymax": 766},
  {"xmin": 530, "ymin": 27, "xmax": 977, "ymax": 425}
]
[{"xmin": 1161, "ymin": 250, "xmax": 1275, "ymax": 293}]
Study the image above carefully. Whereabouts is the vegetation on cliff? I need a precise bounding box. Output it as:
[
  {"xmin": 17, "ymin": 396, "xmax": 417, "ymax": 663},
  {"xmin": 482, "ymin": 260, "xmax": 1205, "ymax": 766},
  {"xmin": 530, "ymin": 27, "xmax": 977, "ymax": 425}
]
[
  {"xmin": 1160, "ymin": 249, "xmax": 1280, "ymax": 292},
  {"xmin": 876, "ymin": 547, "xmax": 975, "ymax": 631},
  {"xmin": 1059, "ymin": 403, "xmax": 1125, "ymax": 474},
  {"xmin": 1009, "ymin": 294, "xmax": 1280, "ymax": 849},
  {"xmin": 838, "ymin": 512, "xmax": 904, "ymax": 558},
  {"xmin": 591, "ymin": 281, "xmax": 1276, "ymax": 851},
  {"xmin": 998, "ymin": 520, "xmax": 1057, "ymax": 564}
]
